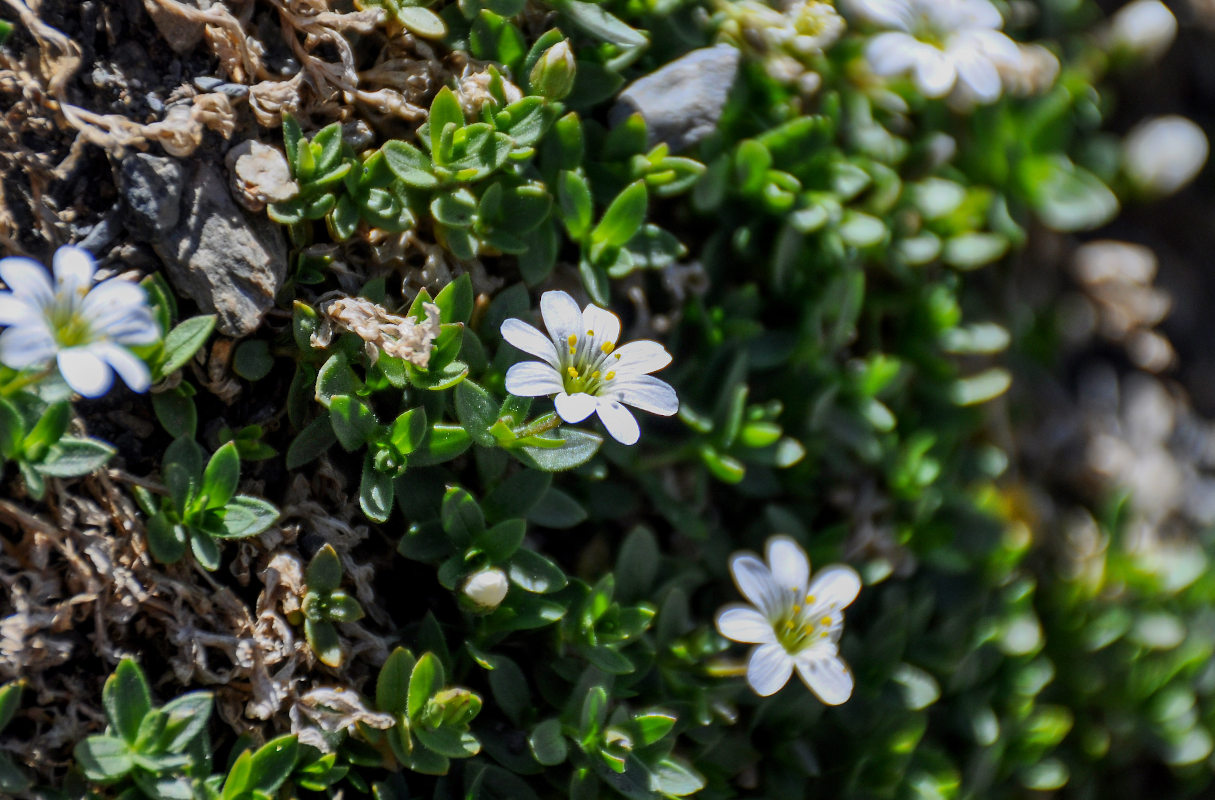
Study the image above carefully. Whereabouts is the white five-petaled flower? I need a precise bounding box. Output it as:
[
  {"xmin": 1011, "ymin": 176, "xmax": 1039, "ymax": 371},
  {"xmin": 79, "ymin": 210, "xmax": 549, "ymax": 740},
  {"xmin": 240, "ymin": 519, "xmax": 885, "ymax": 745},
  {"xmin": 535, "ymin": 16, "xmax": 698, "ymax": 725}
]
[
  {"xmin": 0, "ymin": 245, "xmax": 159, "ymax": 397},
  {"xmin": 848, "ymin": 0, "xmax": 1020, "ymax": 106},
  {"xmin": 501, "ymin": 290, "xmax": 678, "ymax": 446},
  {"xmin": 716, "ymin": 535, "xmax": 861, "ymax": 702}
]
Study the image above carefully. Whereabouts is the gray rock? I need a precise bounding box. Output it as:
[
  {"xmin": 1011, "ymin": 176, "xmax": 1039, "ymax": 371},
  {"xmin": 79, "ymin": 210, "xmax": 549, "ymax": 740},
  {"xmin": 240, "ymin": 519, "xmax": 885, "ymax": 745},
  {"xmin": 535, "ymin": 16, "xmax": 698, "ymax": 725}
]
[
  {"xmin": 153, "ymin": 163, "xmax": 288, "ymax": 337},
  {"xmin": 609, "ymin": 44, "xmax": 740, "ymax": 153},
  {"xmin": 120, "ymin": 153, "xmax": 184, "ymax": 240}
]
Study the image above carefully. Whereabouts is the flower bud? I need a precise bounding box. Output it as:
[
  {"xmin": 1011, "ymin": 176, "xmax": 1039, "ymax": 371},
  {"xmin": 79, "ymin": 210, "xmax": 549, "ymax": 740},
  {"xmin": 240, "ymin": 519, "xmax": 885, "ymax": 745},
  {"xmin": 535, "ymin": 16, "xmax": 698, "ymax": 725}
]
[
  {"xmin": 1107, "ymin": 0, "xmax": 1176, "ymax": 63},
  {"xmin": 461, "ymin": 567, "xmax": 509, "ymax": 611},
  {"xmin": 530, "ymin": 40, "xmax": 577, "ymax": 101},
  {"xmin": 1123, "ymin": 115, "xmax": 1209, "ymax": 197}
]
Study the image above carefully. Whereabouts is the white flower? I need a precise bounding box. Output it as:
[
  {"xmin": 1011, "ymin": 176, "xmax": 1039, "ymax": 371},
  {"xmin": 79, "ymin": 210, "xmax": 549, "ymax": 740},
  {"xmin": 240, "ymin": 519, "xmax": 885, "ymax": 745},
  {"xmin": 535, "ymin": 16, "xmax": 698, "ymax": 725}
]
[
  {"xmin": 1107, "ymin": 0, "xmax": 1176, "ymax": 63},
  {"xmin": 715, "ymin": 535, "xmax": 861, "ymax": 702},
  {"xmin": 849, "ymin": 0, "xmax": 1020, "ymax": 105},
  {"xmin": 462, "ymin": 567, "xmax": 509, "ymax": 610},
  {"xmin": 501, "ymin": 290, "xmax": 678, "ymax": 445},
  {"xmin": 1123, "ymin": 115, "xmax": 1209, "ymax": 197},
  {"xmin": 0, "ymin": 245, "xmax": 159, "ymax": 397}
]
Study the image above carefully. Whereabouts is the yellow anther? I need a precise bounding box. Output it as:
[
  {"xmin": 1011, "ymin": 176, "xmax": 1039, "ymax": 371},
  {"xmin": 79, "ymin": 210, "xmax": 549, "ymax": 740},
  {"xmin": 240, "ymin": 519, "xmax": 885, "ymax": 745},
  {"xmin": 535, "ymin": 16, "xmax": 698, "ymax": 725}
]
[
  {"xmin": 586, "ymin": 329, "xmax": 594, "ymax": 336},
  {"xmin": 805, "ymin": 594, "xmax": 816, "ymax": 604},
  {"xmin": 591, "ymin": 371, "xmax": 600, "ymax": 379},
  {"xmin": 568, "ymin": 334, "xmax": 577, "ymax": 346},
  {"xmin": 792, "ymin": 604, "xmax": 801, "ymax": 615},
  {"xmin": 601, "ymin": 342, "xmax": 615, "ymax": 354},
  {"xmin": 613, "ymin": 352, "xmax": 621, "ymax": 359},
  {"xmin": 820, "ymin": 616, "xmax": 831, "ymax": 626},
  {"xmin": 785, "ymin": 620, "xmax": 795, "ymax": 629},
  {"xmin": 567, "ymin": 367, "xmax": 579, "ymax": 379},
  {"xmin": 605, "ymin": 371, "xmax": 616, "ymax": 381}
]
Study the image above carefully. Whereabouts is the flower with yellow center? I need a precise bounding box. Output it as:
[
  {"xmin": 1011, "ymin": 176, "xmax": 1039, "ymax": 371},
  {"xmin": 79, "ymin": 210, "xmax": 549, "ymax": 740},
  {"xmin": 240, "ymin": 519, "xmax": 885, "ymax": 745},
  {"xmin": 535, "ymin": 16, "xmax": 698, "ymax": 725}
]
[
  {"xmin": 715, "ymin": 535, "xmax": 861, "ymax": 701},
  {"xmin": 0, "ymin": 246, "xmax": 159, "ymax": 397},
  {"xmin": 501, "ymin": 290, "xmax": 677, "ymax": 445}
]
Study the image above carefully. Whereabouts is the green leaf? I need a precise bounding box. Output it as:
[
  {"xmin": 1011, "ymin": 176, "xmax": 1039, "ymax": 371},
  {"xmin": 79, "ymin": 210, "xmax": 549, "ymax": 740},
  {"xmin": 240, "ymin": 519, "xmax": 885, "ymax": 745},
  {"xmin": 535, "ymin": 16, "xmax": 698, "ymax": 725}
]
[
  {"xmin": 407, "ymin": 360, "xmax": 469, "ymax": 392},
  {"xmin": 390, "ymin": 407, "xmax": 428, "ymax": 455},
  {"xmin": 414, "ymin": 726, "xmax": 481, "ymax": 759},
  {"xmin": 377, "ymin": 647, "xmax": 417, "ymax": 715},
  {"xmin": 215, "ymin": 496, "xmax": 280, "ymax": 538},
  {"xmin": 248, "ymin": 735, "xmax": 299, "ymax": 793},
  {"xmin": 552, "ymin": 0, "xmax": 647, "ymax": 46},
  {"xmin": 478, "ymin": 518, "xmax": 527, "ymax": 562},
  {"xmin": 483, "ymin": 469, "xmax": 551, "ymax": 520},
  {"xmin": 75, "ymin": 735, "xmax": 134, "ymax": 782},
  {"xmin": 313, "ymin": 123, "xmax": 343, "ymax": 173},
  {"xmin": 151, "ymin": 384, "xmax": 197, "ymax": 439},
  {"xmin": 283, "ymin": 114, "xmax": 304, "ymax": 173},
  {"xmin": 190, "ymin": 528, "xmax": 221, "ymax": 571},
  {"xmin": 514, "ymin": 427, "xmax": 603, "ymax": 471},
  {"xmin": 0, "ymin": 397, "xmax": 23, "ymax": 459},
  {"xmin": 454, "ymin": 380, "xmax": 499, "ymax": 447},
  {"xmin": 360, "ymin": 456, "xmax": 395, "ymax": 523},
  {"xmin": 441, "ymin": 486, "xmax": 485, "ymax": 545},
  {"xmin": 649, "ymin": 758, "xmax": 705, "ymax": 796},
  {"xmin": 330, "ymin": 394, "xmax": 379, "ymax": 451},
  {"xmin": 104, "ymin": 659, "xmax": 152, "ymax": 745},
  {"xmin": 383, "ymin": 140, "xmax": 439, "ymax": 189},
  {"xmin": 221, "ymin": 749, "xmax": 254, "ymax": 800},
  {"xmin": 557, "ymin": 170, "xmax": 594, "ymax": 240},
  {"xmin": 411, "ymin": 424, "xmax": 472, "ymax": 466},
  {"xmin": 507, "ymin": 548, "xmax": 567, "ymax": 593},
  {"xmin": 201, "ymin": 442, "xmax": 240, "ymax": 510},
  {"xmin": 158, "ymin": 691, "xmax": 213, "ymax": 753},
  {"xmin": 233, "ymin": 340, "xmax": 274, "ymax": 381},
  {"xmin": 397, "ymin": 5, "xmax": 447, "ymax": 38},
  {"xmin": 158, "ymin": 315, "xmax": 216, "ymax": 379},
  {"xmin": 35, "ymin": 436, "xmax": 114, "ymax": 477},
  {"xmin": 408, "ymin": 653, "xmax": 445, "ymax": 720},
  {"xmin": 316, "ymin": 352, "xmax": 360, "ymax": 407},
  {"xmin": 579, "ymin": 686, "xmax": 608, "ymax": 739},
  {"xmin": 286, "ymin": 413, "xmax": 337, "ymax": 469},
  {"xmin": 434, "ymin": 273, "xmax": 474, "ymax": 325},
  {"xmin": 307, "ymin": 544, "xmax": 343, "ymax": 594},
  {"xmin": 429, "ymin": 87, "xmax": 465, "ymax": 159},
  {"xmin": 431, "ymin": 188, "xmax": 479, "ymax": 228},
  {"xmin": 22, "ymin": 400, "xmax": 70, "ymax": 461},
  {"xmin": 146, "ymin": 514, "xmax": 188, "ymax": 564},
  {"xmin": 527, "ymin": 487, "xmax": 586, "ymax": 528},
  {"xmin": 0, "ymin": 754, "xmax": 28, "ymax": 794},
  {"xmin": 529, "ymin": 719, "xmax": 568, "ymax": 766},
  {"xmin": 0, "ymin": 682, "xmax": 20, "ymax": 732},
  {"xmin": 592, "ymin": 181, "xmax": 647, "ymax": 248},
  {"xmin": 633, "ymin": 712, "xmax": 676, "ymax": 745},
  {"xmin": 1019, "ymin": 154, "xmax": 1119, "ymax": 232}
]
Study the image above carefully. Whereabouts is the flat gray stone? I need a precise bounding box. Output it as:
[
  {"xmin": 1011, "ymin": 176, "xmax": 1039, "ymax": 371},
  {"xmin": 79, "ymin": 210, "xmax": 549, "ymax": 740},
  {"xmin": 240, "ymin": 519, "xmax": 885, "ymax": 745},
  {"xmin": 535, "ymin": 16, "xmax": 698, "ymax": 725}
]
[
  {"xmin": 610, "ymin": 44, "xmax": 740, "ymax": 152},
  {"xmin": 121, "ymin": 153, "xmax": 184, "ymax": 240},
  {"xmin": 153, "ymin": 163, "xmax": 288, "ymax": 336}
]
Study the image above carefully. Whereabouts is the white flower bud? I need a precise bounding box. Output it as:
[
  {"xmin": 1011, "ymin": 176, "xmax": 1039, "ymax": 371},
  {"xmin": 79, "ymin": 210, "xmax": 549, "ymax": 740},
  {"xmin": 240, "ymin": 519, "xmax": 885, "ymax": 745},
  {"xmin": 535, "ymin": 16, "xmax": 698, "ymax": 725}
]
[
  {"xmin": 1107, "ymin": 0, "xmax": 1177, "ymax": 63},
  {"xmin": 462, "ymin": 568, "xmax": 509, "ymax": 610},
  {"xmin": 529, "ymin": 40, "xmax": 577, "ymax": 101},
  {"xmin": 1123, "ymin": 115, "xmax": 1209, "ymax": 196}
]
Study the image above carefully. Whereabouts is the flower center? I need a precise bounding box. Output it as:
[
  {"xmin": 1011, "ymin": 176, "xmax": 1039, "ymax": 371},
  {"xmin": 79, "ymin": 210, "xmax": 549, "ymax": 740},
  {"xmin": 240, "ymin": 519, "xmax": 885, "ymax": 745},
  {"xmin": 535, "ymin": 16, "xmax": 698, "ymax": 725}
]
[
  {"xmin": 774, "ymin": 589, "xmax": 836, "ymax": 654},
  {"xmin": 46, "ymin": 294, "xmax": 95, "ymax": 349},
  {"xmin": 560, "ymin": 331, "xmax": 622, "ymax": 396}
]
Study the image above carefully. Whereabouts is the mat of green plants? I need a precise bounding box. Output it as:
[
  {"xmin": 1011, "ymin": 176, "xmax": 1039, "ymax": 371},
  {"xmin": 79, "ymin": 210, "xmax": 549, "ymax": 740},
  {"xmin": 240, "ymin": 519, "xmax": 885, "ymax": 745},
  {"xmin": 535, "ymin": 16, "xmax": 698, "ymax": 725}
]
[{"xmin": 1, "ymin": 0, "xmax": 1214, "ymax": 797}]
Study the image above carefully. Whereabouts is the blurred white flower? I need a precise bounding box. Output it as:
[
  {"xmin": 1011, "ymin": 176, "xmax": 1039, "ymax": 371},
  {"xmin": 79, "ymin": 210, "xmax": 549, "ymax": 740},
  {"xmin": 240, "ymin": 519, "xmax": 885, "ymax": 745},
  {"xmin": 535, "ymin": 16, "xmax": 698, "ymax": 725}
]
[
  {"xmin": 501, "ymin": 290, "xmax": 678, "ymax": 445},
  {"xmin": 462, "ymin": 567, "xmax": 509, "ymax": 610},
  {"xmin": 773, "ymin": 0, "xmax": 846, "ymax": 56},
  {"xmin": 715, "ymin": 535, "xmax": 861, "ymax": 702},
  {"xmin": 849, "ymin": 0, "xmax": 1020, "ymax": 105},
  {"xmin": 1107, "ymin": 0, "xmax": 1177, "ymax": 62},
  {"xmin": 0, "ymin": 245, "xmax": 159, "ymax": 397},
  {"xmin": 1123, "ymin": 115, "xmax": 1209, "ymax": 196}
]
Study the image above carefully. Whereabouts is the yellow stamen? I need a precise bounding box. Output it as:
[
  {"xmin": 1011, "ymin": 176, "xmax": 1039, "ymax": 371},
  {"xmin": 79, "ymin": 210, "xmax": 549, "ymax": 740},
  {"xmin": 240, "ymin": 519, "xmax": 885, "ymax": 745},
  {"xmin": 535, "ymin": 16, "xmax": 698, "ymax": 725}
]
[
  {"xmin": 820, "ymin": 617, "xmax": 831, "ymax": 626},
  {"xmin": 567, "ymin": 367, "xmax": 579, "ymax": 379},
  {"xmin": 601, "ymin": 342, "xmax": 614, "ymax": 354},
  {"xmin": 605, "ymin": 371, "xmax": 615, "ymax": 381},
  {"xmin": 591, "ymin": 371, "xmax": 600, "ymax": 379},
  {"xmin": 792, "ymin": 604, "xmax": 801, "ymax": 614},
  {"xmin": 567, "ymin": 334, "xmax": 577, "ymax": 346},
  {"xmin": 613, "ymin": 352, "xmax": 621, "ymax": 359},
  {"xmin": 586, "ymin": 329, "xmax": 594, "ymax": 336},
  {"xmin": 785, "ymin": 620, "xmax": 795, "ymax": 629},
  {"xmin": 805, "ymin": 594, "xmax": 816, "ymax": 604}
]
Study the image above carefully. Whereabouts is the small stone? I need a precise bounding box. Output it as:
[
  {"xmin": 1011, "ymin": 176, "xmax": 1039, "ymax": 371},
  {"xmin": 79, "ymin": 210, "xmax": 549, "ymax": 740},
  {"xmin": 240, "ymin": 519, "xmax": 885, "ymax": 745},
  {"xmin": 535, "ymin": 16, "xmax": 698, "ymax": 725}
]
[
  {"xmin": 609, "ymin": 44, "xmax": 741, "ymax": 152},
  {"xmin": 120, "ymin": 153, "xmax": 185, "ymax": 240},
  {"xmin": 153, "ymin": 163, "xmax": 288, "ymax": 337}
]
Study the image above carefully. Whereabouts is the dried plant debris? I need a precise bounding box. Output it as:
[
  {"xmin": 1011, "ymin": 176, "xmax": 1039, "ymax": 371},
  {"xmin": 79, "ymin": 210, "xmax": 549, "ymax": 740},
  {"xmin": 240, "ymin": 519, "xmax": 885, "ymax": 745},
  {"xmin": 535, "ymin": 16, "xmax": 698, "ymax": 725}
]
[{"xmin": 313, "ymin": 294, "xmax": 441, "ymax": 366}]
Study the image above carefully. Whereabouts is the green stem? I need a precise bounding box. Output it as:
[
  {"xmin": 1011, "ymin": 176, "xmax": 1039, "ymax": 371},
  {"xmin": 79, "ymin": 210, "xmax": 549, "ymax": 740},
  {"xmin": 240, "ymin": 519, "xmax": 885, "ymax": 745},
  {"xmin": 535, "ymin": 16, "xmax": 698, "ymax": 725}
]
[
  {"xmin": 514, "ymin": 413, "xmax": 563, "ymax": 439},
  {"xmin": 0, "ymin": 366, "xmax": 56, "ymax": 397}
]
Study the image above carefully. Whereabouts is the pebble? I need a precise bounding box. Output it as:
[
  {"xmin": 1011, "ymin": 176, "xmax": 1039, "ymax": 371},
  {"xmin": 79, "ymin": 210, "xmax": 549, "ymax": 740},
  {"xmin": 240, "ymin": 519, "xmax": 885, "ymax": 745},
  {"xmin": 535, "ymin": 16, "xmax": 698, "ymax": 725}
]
[
  {"xmin": 609, "ymin": 44, "xmax": 740, "ymax": 152},
  {"xmin": 120, "ymin": 153, "xmax": 185, "ymax": 240}
]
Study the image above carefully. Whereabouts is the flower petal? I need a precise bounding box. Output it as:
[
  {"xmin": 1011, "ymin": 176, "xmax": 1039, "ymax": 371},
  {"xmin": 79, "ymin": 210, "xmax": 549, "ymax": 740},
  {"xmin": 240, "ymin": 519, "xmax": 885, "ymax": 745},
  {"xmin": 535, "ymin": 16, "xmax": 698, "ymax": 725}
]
[
  {"xmin": 611, "ymin": 375, "xmax": 678, "ymax": 416},
  {"xmin": 609, "ymin": 340, "xmax": 672, "ymax": 375},
  {"xmin": 0, "ymin": 257, "xmax": 54, "ymax": 305},
  {"xmin": 94, "ymin": 343, "xmax": 151, "ymax": 393},
  {"xmin": 539, "ymin": 290, "xmax": 583, "ymax": 345},
  {"xmin": 913, "ymin": 48, "xmax": 957, "ymax": 97},
  {"xmin": 82, "ymin": 279, "xmax": 158, "ymax": 341},
  {"xmin": 554, "ymin": 391, "xmax": 597, "ymax": 423},
  {"xmin": 0, "ymin": 292, "xmax": 39, "ymax": 327},
  {"xmin": 58, "ymin": 347, "xmax": 114, "ymax": 397},
  {"xmin": 766, "ymin": 535, "xmax": 810, "ymax": 593},
  {"xmin": 581, "ymin": 303, "xmax": 621, "ymax": 350},
  {"xmin": 52, "ymin": 245, "xmax": 96, "ymax": 295},
  {"xmin": 716, "ymin": 605, "xmax": 777, "ymax": 645},
  {"xmin": 595, "ymin": 399, "xmax": 640, "ymax": 445},
  {"xmin": 794, "ymin": 654, "xmax": 854, "ymax": 705},
  {"xmin": 865, "ymin": 32, "xmax": 921, "ymax": 76},
  {"xmin": 730, "ymin": 553, "xmax": 786, "ymax": 618},
  {"xmin": 505, "ymin": 361, "xmax": 563, "ymax": 397},
  {"xmin": 747, "ymin": 643, "xmax": 794, "ymax": 697},
  {"xmin": 0, "ymin": 323, "xmax": 56, "ymax": 368},
  {"xmin": 845, "ymin": 0, "xmax": 913, "ymax": 29},
  {"xmin": 806, "ymin": 564, "xmax": 862, "ymax": 611},
  {"xmin": 501, "ymin": 318, "xmax": 560, "ymax": 368}
]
